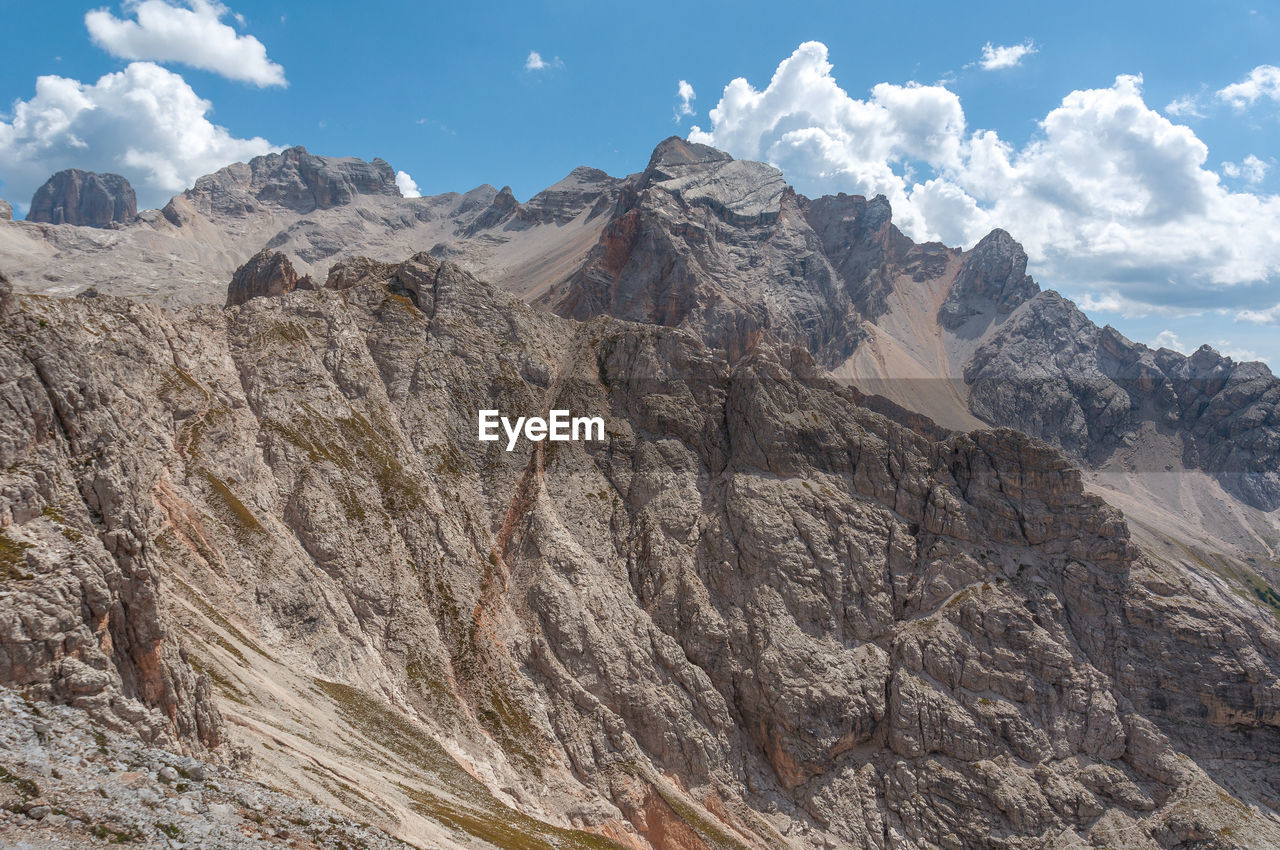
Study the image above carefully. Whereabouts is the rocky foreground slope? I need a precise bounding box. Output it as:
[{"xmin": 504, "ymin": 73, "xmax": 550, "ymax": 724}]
[
  {"xmin": 3, "ymin": 254, "xmax": 1280, "ymax": 848},
  {"xmin": 0, "ymin": 686, "xmax": 410, "ymax": 848}
]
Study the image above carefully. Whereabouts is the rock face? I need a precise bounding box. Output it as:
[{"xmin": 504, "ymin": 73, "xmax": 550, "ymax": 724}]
[
  {"xmin": 4, "ymin": 261, "xmax": 1280, "ymax": 847},
  {"xmin": 27, "ymin": 169, "xmax": 137, "ymax": 227},
  {"xmin": 966, "ymin": 292, "xmax": 1280, "ymax": 508},
  {"xmin": 3, "ymin": 137, "xmax": 1277, "ymax": 511},
  {"xmin": 171, "ymin": 146, "xmax": 400, "ymax": 222},
  {"xmin": 555, "ymin": 137, "xmax": 866, "ymax": 364},
  {"xmin": 542, "ymin": 140, "xmax": 1280, "ymax": 511},
  {"xmin": 0, "ymin": 199, "xmax": 12, "ymax": 221},
  {"xmin": 224, "ymin": 249, "xmax": 313, "ymax": 308},
  {"xmin": 938, "ymin": 228, "xmax": 1038, "ymax": 328}
]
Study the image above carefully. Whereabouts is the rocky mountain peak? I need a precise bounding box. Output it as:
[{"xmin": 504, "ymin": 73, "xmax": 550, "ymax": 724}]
[
  {"xmin": 517, "ymin": 167, "xmax": 620, "ymax": 225},
  {"xmin": 640, "ymin": 136, "xmax": 786, "ymax": 222},
  {"xmin": 938, "ymin": 226, "xmax": 1039, "ymax": 329},
  {"xmin": 224, "ymin": 249, "xmax": 313, "ymax": 307},
  {"xmin": 644, "ymin": 135, "xmax": 733, "ymax": 173},
  {"xmin": 464, "ymin": 185, "xmax": 520, "ymax": 233},
  {"xmin": 27, "ymin": 169, "xmax": 137, "ymax": 227},
  {"xmin": 172, "ymin": 146, "xmax": 400, "ymax": 221}
]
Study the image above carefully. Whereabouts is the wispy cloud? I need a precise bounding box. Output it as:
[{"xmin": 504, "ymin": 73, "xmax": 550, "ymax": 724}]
[
  {"xmin": 524, "ymin": 50, "xmax": 562, "ymax": 72},
  {"xmin": 1214, "ymin": 340, "xmax": 1267, "ymax": 363},
  {"xmin": 976, "ymin": 40, "xmax": 1036, "ymax": 71},
  {"xmin": 1237, "ymin": 303, "xmax": 1280, "ymax": 325},
  {"xmin": 1151, "ymin": 330, "xmax": 1189, "ymax": 353},
  {"xmin": 1164, "ymin": 94, "xmax": 1204, "ymax": 118},
  {"xmin": 674, "ymin": 79, "xmax": 696, "ymax": 121},
  {"xmin": 1221, "ymin": 155, "xmax": 1269, "ymax": 184},
  {"xmin": 1217, "ymin": 64, "xmax": 1280, "ymax": 108},
  {"xmin": 86, "ymin": 0, "xmax": 286, "ymax": 87}
]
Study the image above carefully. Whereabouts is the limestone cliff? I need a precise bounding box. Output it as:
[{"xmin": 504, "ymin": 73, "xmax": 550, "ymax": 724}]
[{"xmin": 2, "ymin": 258, "xmax": 1279, "ymax": 848}]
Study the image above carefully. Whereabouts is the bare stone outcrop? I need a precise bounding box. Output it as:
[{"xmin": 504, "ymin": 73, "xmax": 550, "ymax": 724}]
[
  {"xmin": 966, "ymin": 291, "xmax": 1280, "ymax": 508},
  {"xmin": 0, "ymin": 199, "xmax": 12, "ymax": 221},
  {"xmin": 224, "ymin": 249, "xmax": 313, "ymax": 308},
  {"xmin": 169, "ymin": 146, "xmax": 400, "ymax": 223},
  {"xmin": 938, "ymin": 227, "xmax": 1039, "ymax": 328},
  {"xmin": 27, "ymin": 169, "xmax": 137, "ymax": 227},
  {"xmin": 0, "ymin": 270, "xmax": 12, "ymax": 315}
]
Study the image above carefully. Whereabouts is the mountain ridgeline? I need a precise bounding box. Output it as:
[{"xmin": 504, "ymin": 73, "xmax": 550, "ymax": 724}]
[{"xmin": 0, "ymin": 138, "xmax": 1279, "ymax": 849}]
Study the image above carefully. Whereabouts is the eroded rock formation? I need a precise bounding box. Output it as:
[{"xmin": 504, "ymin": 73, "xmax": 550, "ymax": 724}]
[
  {"xmin": 225, "ymin": 249, "xmax": 313, "ymax": 308},
  {"xmin": 27, "ymin": 169, "xmax": 137, "ymax": 228},
  {"xmin": 2, "ymin": 257, "xmax": 1278, "ymax": 847}
]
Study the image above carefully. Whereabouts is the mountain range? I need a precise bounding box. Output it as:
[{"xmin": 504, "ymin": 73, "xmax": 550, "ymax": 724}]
[{"xmin": 0, "ymin": 137, "xmax": 1278, "ymax": 849}]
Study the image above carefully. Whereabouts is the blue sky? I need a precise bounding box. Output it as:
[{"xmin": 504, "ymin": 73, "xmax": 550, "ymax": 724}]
[{"xmin": 2, "ymin": 1, "xmax": 1279, "ymax": 363}]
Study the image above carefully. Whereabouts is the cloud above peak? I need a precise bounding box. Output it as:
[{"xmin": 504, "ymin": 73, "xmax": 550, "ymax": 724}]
[
  {"xmin": 86, "ymin": 0, "xmax": 286, "ymax": 87},
  {"xmin": 674, "ymin": 79, "xmax": 696, "ymax": 121},
  {"xmin": 395, "ymin": 170, "xmax": 421, "ymax": 198},
  {"xmin": 977, "ymin": 40, "xmax": 1037, "ymax": 70},
  {"xmin": 689, "ymin": 42, "xmax": 1280, "ymax": 323},
  {"xmin": 0, "ymin": 62, "xmax": 279, "ymax": 210}
]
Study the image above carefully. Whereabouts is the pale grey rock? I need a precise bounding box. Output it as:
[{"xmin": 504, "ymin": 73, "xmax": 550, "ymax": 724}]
[
  {"xmin": 0, "ymin": 199, "xmax": 11, "ymax": 221},
  {"xmin": 966, "ymin": 291, "xmax": 1280, "ymax": 508},
  {"xmin": 556, "ymin": 141, "xmax": 866, "ymax": 366},
  {"xmin": 517, "ymin": 166, "xmax": 618, "ymax": 226},
  {"xmin": 323, "ymin": 255, "xmax": 397, "ymax": 291},
  {"xmin": 3, "ymin": 263, "xmax": 1279, "ymax": 848},
  {"xmin": 644, "ymin": 137, "xmax": 786, "ymax": 222},
  {"xmin": 0, "ymin": 687, "xmax": 409, "ymax": 848},
  {"xmin": 28, "ymin": 169, "xmax": 137, "ymax": 228},
  {"xmin": 169, "ymin": 146, "xmax": 399, "ymax": 221}
]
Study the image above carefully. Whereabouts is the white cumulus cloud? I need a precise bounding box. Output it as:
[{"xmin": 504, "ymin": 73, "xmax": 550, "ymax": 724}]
[
  {"xmin": 524, "ymin": 51, "xmax": 562, "ymax": 72},
  {"xmin": 1217, "ymin": 64, "xmax": 1280, "ymax": 109},
  {"xmin": 675, "ymin": 79, "xmax": 696, "ymax": 121},
  {"xmin": 0, "ymin": 62, "xmax": 280, "ymax": 211},
  {"xmin": 977, "ymin": 41, "xmax": 1037, "ymax": 71},
  {"xmin": 86, "ymin": 0, "xmax": 286, "ymax": 87},
  {"xmin": 395, "ymin": 170, "xmax": 421, "ymax": 198},
  {"xmin": 689, "ymin": 42, "xmax": 1280, "ymax": 318}
]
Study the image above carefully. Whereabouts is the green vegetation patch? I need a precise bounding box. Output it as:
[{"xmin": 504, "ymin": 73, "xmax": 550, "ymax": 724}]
[
  {"xmin": 0, "ymin": 532, "xmax": 33, "ymax": 581},
  {"xmin": 0, "ymin": 763, "xmax": 40, "ymax": 797},
  {"xmin": 399, "ymin": 783, "xmax": 625, "ymax": 850},
  {"xmin": 41, "ymin": 505, "xmax": 84, "ymax": 544},
  {"xmin": 199, "ymin": 469, "xmax": 265, "ymax": 537},
  {"xmin": 313, "ymin": 678, "xmax": 478, "ymax": 792}
]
